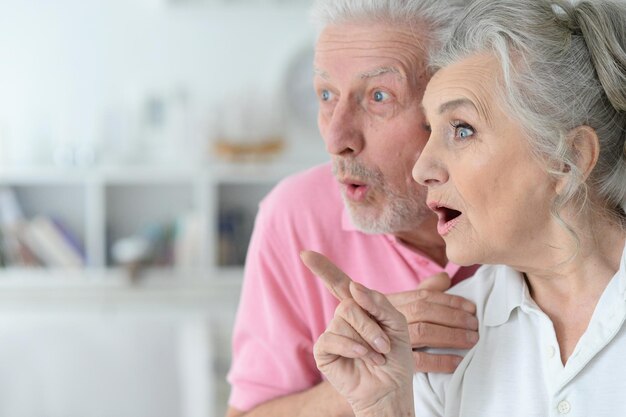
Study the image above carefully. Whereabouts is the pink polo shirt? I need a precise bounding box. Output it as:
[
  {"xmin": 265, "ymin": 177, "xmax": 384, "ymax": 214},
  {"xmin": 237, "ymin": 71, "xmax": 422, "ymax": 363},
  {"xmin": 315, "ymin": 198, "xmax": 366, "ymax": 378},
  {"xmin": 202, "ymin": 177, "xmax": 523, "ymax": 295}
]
[{"xmin": 227, "ymin": 163, "xmax": 477, "ymax": 411}]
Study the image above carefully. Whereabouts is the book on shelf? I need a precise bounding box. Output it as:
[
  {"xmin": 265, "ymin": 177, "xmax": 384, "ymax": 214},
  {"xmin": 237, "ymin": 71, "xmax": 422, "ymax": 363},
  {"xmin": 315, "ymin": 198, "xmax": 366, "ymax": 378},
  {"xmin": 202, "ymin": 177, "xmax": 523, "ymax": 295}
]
[
  {"xmin": 20, "ymin": 216, "xmax": 84, "ymax": 268},
  {"xmin": 174, "ymin": 212, "xmax": 203, "ymax": 269},
  {"xmin": 0, "ymin": 186, "xmax": 27, "ymax": 267},
  {"xmin": 0, "ymin": 223, "xmax": 45, "ymax": 268},
  {"xmin": 0, "ymin": 227, "xmax": 5, "ymax": 267},
  {"xmin": 218, "ymin": 207, "xmax": 252, "ymax": 267},
  {"xmin": 0, "ymin": 186, "xmax": 85, "ymax": 269},
  {"xmin": 109, "ymin": 213, "xmax": 197, "ymax": 270},
  {"xmin": 50, "ymin": 217, "xmax": 86, "ymax": 261}
]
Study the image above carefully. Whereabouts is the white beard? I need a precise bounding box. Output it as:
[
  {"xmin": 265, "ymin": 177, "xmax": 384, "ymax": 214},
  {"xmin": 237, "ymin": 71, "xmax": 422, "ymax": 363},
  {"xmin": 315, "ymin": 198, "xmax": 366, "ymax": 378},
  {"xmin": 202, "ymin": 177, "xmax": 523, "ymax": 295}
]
[{"xmin": 333, "ymin": 159, "xmax": 431, "ymax": 234}]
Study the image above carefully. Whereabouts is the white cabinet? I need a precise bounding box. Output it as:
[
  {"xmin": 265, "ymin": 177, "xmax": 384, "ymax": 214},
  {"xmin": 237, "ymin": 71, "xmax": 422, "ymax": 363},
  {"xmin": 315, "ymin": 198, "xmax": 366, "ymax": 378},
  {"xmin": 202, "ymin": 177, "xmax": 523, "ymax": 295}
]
[
  {"xmin": 0, "ymin": 160, "xmax": 317, "ymax": 416},
  {"xmin": 0, "ymin": 272, "xmax": 243, "ymax": 417}
]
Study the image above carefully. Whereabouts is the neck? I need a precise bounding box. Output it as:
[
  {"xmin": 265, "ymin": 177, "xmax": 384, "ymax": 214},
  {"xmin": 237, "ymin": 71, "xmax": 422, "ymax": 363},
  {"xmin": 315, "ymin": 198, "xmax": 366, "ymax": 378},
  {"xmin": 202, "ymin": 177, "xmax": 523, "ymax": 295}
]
[
  {"xmin": 394, "ymin": 213, "xmax": 448, "ymax": 267},
  {"xmin": 521, "ymin": 213, "xmax": 626, "ymax": 364},
  {"xmin": 523, "ymin": 218, "xmax": 625, "ymax": 303}
]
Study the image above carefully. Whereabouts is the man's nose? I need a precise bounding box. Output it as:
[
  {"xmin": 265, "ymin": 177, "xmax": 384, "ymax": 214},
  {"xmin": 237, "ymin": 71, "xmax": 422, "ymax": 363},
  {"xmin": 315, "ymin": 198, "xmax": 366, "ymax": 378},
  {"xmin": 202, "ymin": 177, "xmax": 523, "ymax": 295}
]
[
  {"xmin": 412, "ymin": 138, "xmax": 448, "ymax": 187},
  {"xmin": 323, "ymin": 99, "xmax": 365, "ymax": 156}
]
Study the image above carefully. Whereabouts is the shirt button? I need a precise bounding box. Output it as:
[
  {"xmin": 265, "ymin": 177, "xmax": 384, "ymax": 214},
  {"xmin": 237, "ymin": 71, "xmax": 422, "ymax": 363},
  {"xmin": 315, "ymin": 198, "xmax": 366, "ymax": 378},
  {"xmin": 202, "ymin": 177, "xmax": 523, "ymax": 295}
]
[
  {"xmin": 547, "ymin": 345, "xmax": 556, "ymax": 358},
  {"xmin": 557, "ymin": 400, "xmax": 571, "ymax": 414}
]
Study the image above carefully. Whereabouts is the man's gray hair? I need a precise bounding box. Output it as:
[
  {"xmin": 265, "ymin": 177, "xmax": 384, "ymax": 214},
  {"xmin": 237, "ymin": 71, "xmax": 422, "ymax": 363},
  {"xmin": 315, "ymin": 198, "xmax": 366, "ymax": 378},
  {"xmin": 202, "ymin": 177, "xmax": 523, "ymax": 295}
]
[
  {"xmin": 310, "ymin": 0, "xmax": 468, "ymax": 51},
  {"xmin": 432, "ymin": 0, "xmax": 626, "ymax": 226}
]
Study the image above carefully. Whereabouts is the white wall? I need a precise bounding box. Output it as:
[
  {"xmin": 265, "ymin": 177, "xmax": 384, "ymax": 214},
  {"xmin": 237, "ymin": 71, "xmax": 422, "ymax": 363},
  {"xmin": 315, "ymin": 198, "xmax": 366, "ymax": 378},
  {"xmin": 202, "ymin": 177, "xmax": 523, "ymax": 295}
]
[
  {"xmin": 0, "ymin": 2, "xmax": 321, "ymax": 415},
  {"xmin": 0, "ymin": 0, "xmax": 320, "ymax": 166}
]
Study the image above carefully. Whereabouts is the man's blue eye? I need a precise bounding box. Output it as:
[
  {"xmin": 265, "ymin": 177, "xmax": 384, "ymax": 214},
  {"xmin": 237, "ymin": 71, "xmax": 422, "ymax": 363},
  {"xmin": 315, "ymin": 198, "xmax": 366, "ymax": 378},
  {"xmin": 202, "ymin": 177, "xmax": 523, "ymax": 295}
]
[
  {"xmin": 321, "ymin": 90, "xmax": 331, "ymax": 101},
  {"xmin": 373, "ymin": 91, "xmax": 389, "ymax": 102}
]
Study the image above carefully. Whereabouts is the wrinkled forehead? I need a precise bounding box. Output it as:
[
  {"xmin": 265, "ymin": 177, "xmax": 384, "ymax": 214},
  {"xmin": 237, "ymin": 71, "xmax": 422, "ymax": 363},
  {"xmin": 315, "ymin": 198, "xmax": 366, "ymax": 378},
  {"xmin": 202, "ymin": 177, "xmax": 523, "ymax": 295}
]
[
  {"xmin": 316, "ymin": 20, "xmax": 429, "ymax": 52},
  {"xmin": 423, "ymin": 54, "xmax": 503, "ymax": 125},
  {"xmin": 314, "ymin": 21, "xmax": 430, "ymax": 81}
]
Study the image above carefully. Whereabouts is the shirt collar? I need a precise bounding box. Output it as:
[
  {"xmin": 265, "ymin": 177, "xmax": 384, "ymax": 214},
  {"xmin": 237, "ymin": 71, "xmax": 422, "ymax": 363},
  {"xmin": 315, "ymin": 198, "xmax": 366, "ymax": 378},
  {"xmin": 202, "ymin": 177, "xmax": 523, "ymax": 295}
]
[
  {"xmin": 483, "ymin": 265, "xmax": 527, "ymax": 327},
  {"xmin": 483, "ymin": 241, "xmax": 626, "ymax": 327},
  {"xmin": 619, "ymin": 242, "xmax": 626, "ymax": 301}
]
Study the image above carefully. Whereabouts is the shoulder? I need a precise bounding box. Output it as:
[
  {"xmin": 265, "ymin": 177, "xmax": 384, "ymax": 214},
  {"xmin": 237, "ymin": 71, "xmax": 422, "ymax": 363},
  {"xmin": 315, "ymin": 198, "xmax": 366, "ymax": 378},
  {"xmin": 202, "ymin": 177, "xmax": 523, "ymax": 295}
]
[
  {"xmin": 446, "ymin": 264, "xmax": 504, "ymax": 316},
  {"xmin": 260, "ymin": 162, "xmax": 338, "ymax": 211},
  {"xmin": 256, "ymin": 162, "xmax": 343, "ymax": 232}
]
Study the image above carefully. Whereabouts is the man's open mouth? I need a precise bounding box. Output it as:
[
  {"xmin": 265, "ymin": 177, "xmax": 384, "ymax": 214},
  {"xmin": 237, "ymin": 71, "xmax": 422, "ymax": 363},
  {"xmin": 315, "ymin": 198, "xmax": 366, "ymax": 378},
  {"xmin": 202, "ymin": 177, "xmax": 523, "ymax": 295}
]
[{"xmin": 340, "ymin": 179, "xmax": 370, "ymax": 202}]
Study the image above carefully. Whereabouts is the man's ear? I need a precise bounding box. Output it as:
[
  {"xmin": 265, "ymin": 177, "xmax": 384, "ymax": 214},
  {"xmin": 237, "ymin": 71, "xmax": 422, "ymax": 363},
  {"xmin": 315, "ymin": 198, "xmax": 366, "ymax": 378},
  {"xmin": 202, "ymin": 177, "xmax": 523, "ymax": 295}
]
[{"xmin": 555, "ymin": 125, "xmax": 600, "ymax": 195}]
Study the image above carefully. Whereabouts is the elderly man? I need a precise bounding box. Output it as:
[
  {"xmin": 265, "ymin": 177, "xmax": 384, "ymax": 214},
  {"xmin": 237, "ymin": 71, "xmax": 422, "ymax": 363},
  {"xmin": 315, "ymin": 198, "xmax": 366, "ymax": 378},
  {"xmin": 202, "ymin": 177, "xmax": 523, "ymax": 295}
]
[{"xmin": 226, "ymin": 1, "xmax": 478, "ymax": 416}]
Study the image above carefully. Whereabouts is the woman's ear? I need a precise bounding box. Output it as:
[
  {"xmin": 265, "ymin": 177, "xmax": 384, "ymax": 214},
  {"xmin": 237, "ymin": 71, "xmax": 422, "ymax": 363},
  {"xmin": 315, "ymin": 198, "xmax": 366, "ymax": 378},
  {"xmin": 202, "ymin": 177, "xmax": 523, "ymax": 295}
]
[{"xmin": 555, "ymin": 125, "xmax": 600, "ymax": 194}]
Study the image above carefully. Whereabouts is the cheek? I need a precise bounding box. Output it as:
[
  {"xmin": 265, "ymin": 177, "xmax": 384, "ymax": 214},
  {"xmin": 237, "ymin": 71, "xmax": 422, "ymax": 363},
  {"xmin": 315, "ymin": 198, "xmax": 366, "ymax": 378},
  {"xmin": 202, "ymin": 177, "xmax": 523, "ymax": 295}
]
[
  {"xmin": 461, "ymin": 150, "xmax": 521, "ymax": 206},
  {"xmin": 375, "ymin": 155, "xmax": 420, "ymax": 192},
  {"xmin": 317, "ymin": 112, "xmax": 330, "ymax": 141},
  {"xmin": 472, "ymin": 170, "xmax": 551, "ymax": 238},
  {"xmin": 453, "ymin": 166, "xmax": 508, "ymax": 234}
]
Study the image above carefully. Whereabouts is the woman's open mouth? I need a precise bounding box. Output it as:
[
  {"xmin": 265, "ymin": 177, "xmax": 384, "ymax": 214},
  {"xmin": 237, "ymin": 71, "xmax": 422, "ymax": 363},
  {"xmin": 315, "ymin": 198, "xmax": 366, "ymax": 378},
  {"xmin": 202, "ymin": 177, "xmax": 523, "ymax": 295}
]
[{"xmin": 428, "ymin": 202, "xmax": 463, "ymax": 236}]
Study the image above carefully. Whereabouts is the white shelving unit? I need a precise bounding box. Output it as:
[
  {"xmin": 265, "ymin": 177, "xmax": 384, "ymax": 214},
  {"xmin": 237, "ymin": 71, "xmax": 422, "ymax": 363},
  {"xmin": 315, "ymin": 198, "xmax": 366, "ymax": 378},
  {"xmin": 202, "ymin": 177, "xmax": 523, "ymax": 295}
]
[
  {"xmin": 0, "ymin": 161, "xmax": 310, "ymax": 280},
  {"xmin": 0, "ymin": 160, "xmax": 321, "ymax": 417}
]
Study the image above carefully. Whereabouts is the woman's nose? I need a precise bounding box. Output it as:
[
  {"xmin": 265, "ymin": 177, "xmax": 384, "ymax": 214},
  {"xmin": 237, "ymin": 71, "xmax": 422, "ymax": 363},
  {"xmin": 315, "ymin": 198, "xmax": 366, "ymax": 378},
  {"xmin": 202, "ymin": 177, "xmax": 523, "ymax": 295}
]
[{"xmin": 412, "ymin": 139, "xmax": 448, "ymax": 187}]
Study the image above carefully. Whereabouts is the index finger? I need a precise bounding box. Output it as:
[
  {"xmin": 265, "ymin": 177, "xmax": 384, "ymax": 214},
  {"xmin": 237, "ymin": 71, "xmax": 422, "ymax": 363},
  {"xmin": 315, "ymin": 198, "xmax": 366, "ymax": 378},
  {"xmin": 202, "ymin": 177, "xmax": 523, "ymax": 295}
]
[{"xmin": 300, "ymin": 250, "xmax": 353, "ymax": 301}]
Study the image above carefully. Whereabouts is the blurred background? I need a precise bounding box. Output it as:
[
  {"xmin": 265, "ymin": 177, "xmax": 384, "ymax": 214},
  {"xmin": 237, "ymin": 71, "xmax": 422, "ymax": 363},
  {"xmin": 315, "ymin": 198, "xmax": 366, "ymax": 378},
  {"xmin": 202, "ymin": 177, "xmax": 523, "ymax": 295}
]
[{"xmin": 0, "ymin": 0, "xmax": 325, "ymax": 416}]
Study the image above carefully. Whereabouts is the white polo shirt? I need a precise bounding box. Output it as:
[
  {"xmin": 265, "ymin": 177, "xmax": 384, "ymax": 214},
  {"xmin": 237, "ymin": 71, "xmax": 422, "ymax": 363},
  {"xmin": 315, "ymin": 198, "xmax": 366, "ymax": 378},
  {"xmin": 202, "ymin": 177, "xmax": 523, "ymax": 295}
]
[{"xmin": 414, "ymin": 243, "xmax": 626, "ymax": 416}]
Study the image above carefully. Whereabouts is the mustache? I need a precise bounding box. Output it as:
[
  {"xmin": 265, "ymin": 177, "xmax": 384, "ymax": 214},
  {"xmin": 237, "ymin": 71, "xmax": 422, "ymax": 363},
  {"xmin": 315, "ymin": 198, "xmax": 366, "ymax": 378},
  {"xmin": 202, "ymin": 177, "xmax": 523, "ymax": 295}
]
[{"xmin": 332, "ymin": 159, "xmax": 383, "ymax": 185}]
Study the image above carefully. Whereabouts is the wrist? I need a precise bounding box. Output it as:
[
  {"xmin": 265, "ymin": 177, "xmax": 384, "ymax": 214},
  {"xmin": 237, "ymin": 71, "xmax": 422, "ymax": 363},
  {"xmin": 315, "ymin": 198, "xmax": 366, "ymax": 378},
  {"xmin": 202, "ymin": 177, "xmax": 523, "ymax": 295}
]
[
  {"xmin": 317, "ymin": 380, "xmax": 355, "ymax": 417},
  {"xmin": 354, "ymin": 387, "xmax": 415, "ymax": 417}
]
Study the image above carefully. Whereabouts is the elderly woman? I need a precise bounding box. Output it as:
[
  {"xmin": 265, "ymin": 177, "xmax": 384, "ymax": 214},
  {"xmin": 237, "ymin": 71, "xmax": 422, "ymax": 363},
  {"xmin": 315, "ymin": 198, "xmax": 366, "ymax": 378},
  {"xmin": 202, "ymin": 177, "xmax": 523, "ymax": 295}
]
[{"xmin": 302, "ymin": 0, "xmax": 626, "ymax": 415}]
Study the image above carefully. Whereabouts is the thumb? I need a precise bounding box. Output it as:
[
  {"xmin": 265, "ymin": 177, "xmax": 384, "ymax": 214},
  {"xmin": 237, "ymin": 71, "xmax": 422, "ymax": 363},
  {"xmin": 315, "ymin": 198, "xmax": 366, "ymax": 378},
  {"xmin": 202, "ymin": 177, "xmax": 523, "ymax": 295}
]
[{"xmin": 417, "ymin": 272, "xmax": 451, "ymax": 292}]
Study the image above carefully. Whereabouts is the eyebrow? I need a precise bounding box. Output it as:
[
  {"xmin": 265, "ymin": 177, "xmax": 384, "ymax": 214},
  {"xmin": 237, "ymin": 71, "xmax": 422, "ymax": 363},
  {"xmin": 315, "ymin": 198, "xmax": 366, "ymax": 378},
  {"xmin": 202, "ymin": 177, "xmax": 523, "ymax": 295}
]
[
  {"xmin": 359, "ymin": 66, "xmax": 403, "ymax": 80},
  {"xmin": 437, "ymin": 97, "xmax": 493, "ymax": 126},
  {"xmin": 438, "ymin": 98, "xmax": 478, "ymax": 115},
  {"xmin": 313, "ymin": 66, "xmax": 404, "ymax": 81},
  {"xmin": 314, "ymin": 68, "xmax": 330, "ymax": 80}
]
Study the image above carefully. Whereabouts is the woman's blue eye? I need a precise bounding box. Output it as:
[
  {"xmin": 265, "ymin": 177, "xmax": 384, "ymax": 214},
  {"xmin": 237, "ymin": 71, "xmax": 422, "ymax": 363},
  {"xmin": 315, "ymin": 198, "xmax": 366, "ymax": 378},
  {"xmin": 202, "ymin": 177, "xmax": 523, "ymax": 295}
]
[
  {"xmin": 373, "ymin": 90, "xmax": 390, "ymax": 102},
  {"xmin": 320, "ymin": 90, "xmax": 332, "ymax": 101},
  {"xmin": 452, "ymin": 122, "xmax": 475, "ymax": 140},
  {"xmin": 458, "ymin": 127, "xmax": 473, "ymax": 138}
]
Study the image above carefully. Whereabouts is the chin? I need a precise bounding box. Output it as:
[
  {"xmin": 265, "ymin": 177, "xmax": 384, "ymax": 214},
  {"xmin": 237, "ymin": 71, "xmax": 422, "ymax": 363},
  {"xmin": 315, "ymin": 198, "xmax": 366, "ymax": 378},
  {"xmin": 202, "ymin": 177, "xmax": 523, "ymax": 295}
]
[
  {"xmin": 346, "ymin": 205, "xmax": 395, "ymax": 234},
  {"xmin": 348, "ymin": 212, "xmax": 385, "ymax": 234},
  {"xmin": 445, "ymin": 245, "xmax": 482, "ymax": 267}
]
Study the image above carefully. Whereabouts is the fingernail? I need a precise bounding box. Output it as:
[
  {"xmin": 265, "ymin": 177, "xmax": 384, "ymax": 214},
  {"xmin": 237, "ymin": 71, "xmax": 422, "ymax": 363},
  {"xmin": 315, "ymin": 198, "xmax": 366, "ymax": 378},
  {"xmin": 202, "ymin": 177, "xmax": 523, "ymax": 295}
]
[
  {"xmin": 466, "ymin": 331, "xmax": 479, "ymax": 343},
  {"xmin": 467, "ymin": 316, "xmax": 479, "ymax": 329},
  {"xmin": 353, "ymin": 344, "xmax": 367, "ymax": 356},
  {"xmin": 372, "ymin": 353, "xmax": 386, "ymax": 366},
  {"xmin": 352, "ymin": 281, "xmax": 367, "ymax": 293},
  {"xmin": 374, "ymin": 336, "xmax": 390, "ymax": 353},
  {"xmin": 463, "ymin": 301, "xmax": 475, "ymax": 312}
]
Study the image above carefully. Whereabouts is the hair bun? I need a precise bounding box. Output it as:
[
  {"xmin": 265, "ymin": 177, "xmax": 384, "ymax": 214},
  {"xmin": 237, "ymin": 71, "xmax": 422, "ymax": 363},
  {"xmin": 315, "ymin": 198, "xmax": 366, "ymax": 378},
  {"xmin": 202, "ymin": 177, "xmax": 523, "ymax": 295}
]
[{"xmin": 572, "ymin": 1, "xmax": 626, "ymax": 113}]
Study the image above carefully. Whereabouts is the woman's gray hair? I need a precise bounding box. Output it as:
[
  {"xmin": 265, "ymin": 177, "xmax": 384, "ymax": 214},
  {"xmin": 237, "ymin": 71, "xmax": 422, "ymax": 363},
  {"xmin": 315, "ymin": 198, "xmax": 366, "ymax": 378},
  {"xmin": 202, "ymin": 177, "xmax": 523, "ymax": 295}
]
[
  {"xmin": 431, "ymin": 0, "xmax": 626, "ymax": 228},
  {"xmin": 310, "ymin": 0, "xmax": 468, "ymax": 51}
]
